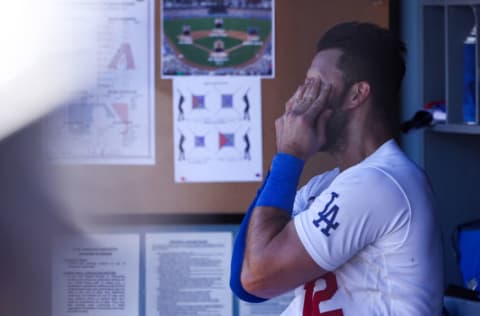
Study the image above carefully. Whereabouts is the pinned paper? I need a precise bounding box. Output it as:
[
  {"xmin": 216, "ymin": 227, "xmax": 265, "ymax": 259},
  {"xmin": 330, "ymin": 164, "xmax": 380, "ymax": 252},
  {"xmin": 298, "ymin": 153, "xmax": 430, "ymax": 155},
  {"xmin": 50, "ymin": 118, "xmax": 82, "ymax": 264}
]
[
  {"xmin": 173, "ymin": 76, "xmax": 262, "ymax": 182},
  {"xmin": 161, "ymin": 0, "xmax": 275, "ymax": 77}
]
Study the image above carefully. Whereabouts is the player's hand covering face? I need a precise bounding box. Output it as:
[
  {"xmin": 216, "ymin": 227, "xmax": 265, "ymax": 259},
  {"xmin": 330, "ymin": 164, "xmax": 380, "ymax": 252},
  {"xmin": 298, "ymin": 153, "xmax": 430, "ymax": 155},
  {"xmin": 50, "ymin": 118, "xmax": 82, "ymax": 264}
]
[
  {"xmin": 276, "ymin": 49, "xmax": 351, "ymax": 159},
  {"xmin": 275, "ymin": 78, "xmax": 333, "ymax": 160}
]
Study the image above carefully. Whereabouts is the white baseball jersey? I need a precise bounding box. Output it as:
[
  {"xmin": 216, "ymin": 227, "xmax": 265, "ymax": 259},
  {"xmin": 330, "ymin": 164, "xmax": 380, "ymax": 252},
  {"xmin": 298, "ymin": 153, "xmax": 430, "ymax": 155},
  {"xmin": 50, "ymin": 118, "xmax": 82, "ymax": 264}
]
[{"xmin": 283, "ymin": 139, "xmax": 443, "ymax": 316}]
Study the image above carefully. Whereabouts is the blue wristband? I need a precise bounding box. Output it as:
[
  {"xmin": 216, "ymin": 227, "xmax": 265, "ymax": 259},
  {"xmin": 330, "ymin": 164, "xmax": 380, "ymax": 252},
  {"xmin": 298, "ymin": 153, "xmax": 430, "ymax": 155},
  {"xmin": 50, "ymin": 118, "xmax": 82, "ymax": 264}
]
[{"xmin": 256, "ymin": 153, "xmax": 304, "ymax": 214}]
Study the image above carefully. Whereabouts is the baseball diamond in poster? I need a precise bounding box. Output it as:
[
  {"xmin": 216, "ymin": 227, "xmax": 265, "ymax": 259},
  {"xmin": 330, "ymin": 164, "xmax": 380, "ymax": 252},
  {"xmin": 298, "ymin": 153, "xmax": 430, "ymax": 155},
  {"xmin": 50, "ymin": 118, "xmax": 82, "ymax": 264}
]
[{"xmin": 161, "ymin": 0, "xmax": 275, "ymax": 77}]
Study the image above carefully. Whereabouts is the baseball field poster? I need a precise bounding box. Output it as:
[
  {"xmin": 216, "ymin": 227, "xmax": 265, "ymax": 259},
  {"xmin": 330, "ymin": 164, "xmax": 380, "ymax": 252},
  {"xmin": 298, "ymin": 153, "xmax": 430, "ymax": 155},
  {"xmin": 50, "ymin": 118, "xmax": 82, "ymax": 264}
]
[{"xmin": 161, "ymin": 0, "xmax": 275, "ymax": 77}]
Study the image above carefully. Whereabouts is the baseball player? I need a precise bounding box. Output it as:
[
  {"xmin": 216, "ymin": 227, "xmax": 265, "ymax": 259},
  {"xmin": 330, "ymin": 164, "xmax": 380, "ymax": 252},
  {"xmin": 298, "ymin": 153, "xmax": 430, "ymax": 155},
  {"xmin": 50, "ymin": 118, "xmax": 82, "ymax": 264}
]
[{"xmin": 230, "ymin": 22, "xmax": 443, "ymax": 315}]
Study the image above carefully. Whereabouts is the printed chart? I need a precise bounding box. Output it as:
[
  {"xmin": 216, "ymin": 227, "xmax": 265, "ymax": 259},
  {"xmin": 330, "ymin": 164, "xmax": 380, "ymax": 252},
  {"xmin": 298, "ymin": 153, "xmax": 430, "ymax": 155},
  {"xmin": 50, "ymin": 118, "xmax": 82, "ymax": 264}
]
[
  {"xmin": 173, "ymin": 76, "xmax": 262, "ymax": 182},
  {"xmin": 44, "ymin": 0, "xmax": 155, "ymax": 164}
]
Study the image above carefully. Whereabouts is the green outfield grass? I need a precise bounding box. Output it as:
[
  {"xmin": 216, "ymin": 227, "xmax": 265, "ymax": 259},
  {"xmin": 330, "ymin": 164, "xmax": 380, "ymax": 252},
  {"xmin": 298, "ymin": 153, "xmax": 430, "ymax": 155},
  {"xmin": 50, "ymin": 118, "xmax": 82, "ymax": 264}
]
[
  {"xmin": 177, "ymin": 45, "xmax": 210, "ymax": 67},
  {"xmin": 164, "ymin": 16, "xmax": 271, "ymax": 68}
]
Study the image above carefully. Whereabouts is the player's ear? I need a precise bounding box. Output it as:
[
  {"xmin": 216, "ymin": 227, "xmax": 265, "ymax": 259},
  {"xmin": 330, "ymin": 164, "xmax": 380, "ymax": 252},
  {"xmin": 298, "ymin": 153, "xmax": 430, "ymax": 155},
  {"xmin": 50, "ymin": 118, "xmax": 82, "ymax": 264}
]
[{"xmin": 345, "ymin": 81, "xmax": 370, "ymax": 109}]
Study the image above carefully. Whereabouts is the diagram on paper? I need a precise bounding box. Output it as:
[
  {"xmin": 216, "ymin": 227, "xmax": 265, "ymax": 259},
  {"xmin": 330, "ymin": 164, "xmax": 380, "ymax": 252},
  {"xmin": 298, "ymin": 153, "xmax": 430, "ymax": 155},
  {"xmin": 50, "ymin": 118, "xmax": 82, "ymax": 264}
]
[
  {"xmin": 45, "ymin": 87, "xmax": 151, "ymax": 162},
  {"xmin": 173, "ymin": 77, "xmax": 262, "ymax": 182},
  {"xmin": 44, "ymin": 0, "xmax": 155, "ymax": 165}
]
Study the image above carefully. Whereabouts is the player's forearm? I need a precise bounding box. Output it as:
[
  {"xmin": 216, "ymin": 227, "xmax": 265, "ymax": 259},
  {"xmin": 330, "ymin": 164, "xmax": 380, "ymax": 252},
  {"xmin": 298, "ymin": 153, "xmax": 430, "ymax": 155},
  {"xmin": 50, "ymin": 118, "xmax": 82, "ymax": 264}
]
[
  {"xmin": 239, "ymin": 153, "xmax": 304, "ymax": 297},
  {"xmin": 230, "ymin": 153, "xmax": 304, "ymax": 301},
  {"xmin": 241, "ymin": 205, "xmax": 291, "ymax": 298},
  {"xmin": 229, "ymin": 179, "xmax": 270, "ymax": 303}
]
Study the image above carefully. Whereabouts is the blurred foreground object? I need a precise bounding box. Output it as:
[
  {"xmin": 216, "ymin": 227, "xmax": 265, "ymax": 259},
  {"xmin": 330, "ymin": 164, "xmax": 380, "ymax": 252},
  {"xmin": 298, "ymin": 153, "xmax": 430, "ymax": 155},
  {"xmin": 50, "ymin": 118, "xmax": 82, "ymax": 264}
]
[
  {"xmin": 0, "ymin": 2, "xmax": 101, "ymax": 315},
  {"xmin": 0, "ymin": 0, "xmax": 98, "ymax": 140}
]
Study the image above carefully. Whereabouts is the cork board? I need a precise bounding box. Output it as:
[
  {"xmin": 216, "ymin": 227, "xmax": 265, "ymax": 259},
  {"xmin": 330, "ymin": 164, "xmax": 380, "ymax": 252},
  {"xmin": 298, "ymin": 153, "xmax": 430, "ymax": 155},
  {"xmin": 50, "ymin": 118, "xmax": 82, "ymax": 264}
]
[{"xmin": 49, "ymin": 0, "xmax": 389, "ymax": 217}]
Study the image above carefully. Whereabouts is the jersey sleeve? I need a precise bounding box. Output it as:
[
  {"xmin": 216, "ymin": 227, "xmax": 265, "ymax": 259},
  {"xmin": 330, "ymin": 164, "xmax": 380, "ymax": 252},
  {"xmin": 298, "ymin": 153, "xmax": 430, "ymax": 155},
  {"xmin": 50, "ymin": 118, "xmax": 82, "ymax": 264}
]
[
  {"xmin": 293, "ymin": 168, "xmax": 340, "ymax": 217},
  {"xmin": 293, "ymin": 167, "xmax": 410, "ymax": 271},
  {"xmin": 293, "ymin": 181, "xmax": 310, "ymax": 216}
]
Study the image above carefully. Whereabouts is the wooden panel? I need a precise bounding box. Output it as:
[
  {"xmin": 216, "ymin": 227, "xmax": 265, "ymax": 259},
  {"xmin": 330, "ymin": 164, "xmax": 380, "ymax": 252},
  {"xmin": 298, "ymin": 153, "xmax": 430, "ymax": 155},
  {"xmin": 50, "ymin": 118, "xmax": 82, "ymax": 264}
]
[{"xmin": 49, "ymin": 0, "xmax": 390, "ymax": 217}]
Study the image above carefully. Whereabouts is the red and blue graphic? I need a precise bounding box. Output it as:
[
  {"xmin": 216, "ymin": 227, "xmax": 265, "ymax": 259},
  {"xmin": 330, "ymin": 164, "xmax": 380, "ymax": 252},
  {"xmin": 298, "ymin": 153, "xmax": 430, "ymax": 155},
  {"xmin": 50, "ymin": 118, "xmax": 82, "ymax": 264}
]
[
  {"xmin": 221, "ymin": 94, "xmax": 233, "ymax": 108},
  {"xmin": 66, "ymin": 101, "xmax": 94, "ymax": 134},
  {"xmin": 219, "ymin": 132, "xmax": 234, "ymax": 149},
  {"xmin": 194, "ymin": 136, "xmax": 205, "ymax": 147},
  {"xmin": 112, "ymin": 103, "xmax": 129, "ymax": 123},
  {"xmin": 109, "ymin": 43, "xmax": 135, "ymax": 70},
  {"xmin": 112, "ymin": 102, "xmax": 130, "ymax": 134},
  {"xmin": 192, "ymin": 95, "xmax": 205, "ymax": 109}
]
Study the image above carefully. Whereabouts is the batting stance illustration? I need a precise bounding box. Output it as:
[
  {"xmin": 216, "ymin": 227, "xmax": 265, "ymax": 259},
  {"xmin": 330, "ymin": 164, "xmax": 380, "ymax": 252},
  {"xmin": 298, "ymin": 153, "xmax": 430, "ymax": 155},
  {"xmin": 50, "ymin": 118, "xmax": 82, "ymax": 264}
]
[
  {"xmin": 177, "ymin": 91, "xmax": 185, "ymax": 121},
  {"xmin": 178, "ymin": 133, "xmax": 186, "ymax": 161},
  {"xmin": 243, "ymin": 131, "xmax": 251, "ymax": 160},
  {"xmin": 243, "ymin": 90, "xmax": 251, "ymax": 121}
]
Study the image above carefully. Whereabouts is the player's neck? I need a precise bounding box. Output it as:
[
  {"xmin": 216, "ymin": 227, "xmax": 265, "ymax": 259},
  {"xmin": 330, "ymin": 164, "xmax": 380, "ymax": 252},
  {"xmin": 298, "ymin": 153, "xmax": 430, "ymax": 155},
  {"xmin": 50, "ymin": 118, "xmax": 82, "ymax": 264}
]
[{"xmin": 331, "ymin": 117, "xmax": 391, "ymax": 172}]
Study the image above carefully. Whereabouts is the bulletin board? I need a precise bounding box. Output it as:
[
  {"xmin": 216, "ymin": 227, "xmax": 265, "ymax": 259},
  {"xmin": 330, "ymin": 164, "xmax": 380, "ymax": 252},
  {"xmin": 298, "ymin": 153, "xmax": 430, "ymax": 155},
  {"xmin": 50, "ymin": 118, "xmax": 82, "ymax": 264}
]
[{"xmin": 48, "ymin": 0, "xmax": 389, "ymax": 218}]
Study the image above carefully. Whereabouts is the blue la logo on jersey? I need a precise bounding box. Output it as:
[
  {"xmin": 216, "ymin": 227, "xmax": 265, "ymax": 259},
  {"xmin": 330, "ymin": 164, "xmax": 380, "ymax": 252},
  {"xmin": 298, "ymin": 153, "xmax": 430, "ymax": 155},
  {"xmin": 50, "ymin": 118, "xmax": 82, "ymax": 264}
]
[{"xmin": 312, "ymin": 192, "xmax": 340, "ymax": 237}]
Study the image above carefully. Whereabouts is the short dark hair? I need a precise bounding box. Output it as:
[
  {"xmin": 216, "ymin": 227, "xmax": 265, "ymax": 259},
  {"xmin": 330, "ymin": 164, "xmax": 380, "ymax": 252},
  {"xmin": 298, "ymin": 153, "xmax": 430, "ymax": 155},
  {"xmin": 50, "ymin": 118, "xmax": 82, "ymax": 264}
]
[{"xmin": 316, "ymin": 22, "xmax": 406, "ymax": 127}]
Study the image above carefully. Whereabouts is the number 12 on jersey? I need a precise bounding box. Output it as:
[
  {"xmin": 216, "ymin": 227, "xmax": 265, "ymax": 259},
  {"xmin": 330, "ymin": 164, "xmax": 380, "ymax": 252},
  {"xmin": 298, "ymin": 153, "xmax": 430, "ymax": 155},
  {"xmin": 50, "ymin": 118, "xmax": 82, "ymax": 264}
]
[{"xmin": 303, "ymin": 272, "xmax": 344, "ymax": 316}]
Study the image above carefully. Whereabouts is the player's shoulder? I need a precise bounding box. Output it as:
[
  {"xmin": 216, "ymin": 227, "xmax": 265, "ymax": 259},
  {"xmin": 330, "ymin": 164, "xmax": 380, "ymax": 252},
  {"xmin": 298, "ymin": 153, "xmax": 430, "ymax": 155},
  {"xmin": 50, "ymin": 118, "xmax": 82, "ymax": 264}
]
[
  {"xmin": 329, "ymin": 164, "xmax": 415, "ymax": 217},
  {"xmin": 334, "ymin": 164, "xmax": 400, "ymax": 191},
  {"xmin": 301, "ymin": 168, "xmax": 340, "ymax": 195},
  {"xmin": 305, "ymin": 168, "xmax": 341, "ymax": 188},
  {"xmin": 332, "ymin": 139, "xmax": 422, "ymax": 193}
]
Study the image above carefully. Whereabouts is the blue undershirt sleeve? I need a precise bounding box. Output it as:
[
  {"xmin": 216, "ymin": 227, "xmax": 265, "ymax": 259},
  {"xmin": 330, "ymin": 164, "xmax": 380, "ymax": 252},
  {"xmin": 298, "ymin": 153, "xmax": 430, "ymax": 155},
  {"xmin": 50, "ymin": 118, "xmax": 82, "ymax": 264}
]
[{"xmin": 230, "ymin": 174, "xmax": 270, "ymax": 302}]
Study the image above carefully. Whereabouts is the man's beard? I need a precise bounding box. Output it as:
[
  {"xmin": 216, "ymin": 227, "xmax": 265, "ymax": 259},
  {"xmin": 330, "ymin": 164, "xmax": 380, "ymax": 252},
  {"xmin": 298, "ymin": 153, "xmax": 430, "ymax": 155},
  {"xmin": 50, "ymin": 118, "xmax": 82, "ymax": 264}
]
[{"xmin": 319, "ymin": 88, "xmax": 350, "ymax": 152}]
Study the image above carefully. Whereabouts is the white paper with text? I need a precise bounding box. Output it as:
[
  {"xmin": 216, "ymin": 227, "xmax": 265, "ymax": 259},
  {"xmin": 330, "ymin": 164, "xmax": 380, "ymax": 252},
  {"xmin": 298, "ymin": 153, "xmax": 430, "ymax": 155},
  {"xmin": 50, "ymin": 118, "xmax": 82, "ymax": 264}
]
[
  {"xmin": 146, "ymin": 232, "xmax": 233, "ymax": 316},
  {"xmin": 52, "ymin": 234, "xmax": 140, "ymax": 316}
]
